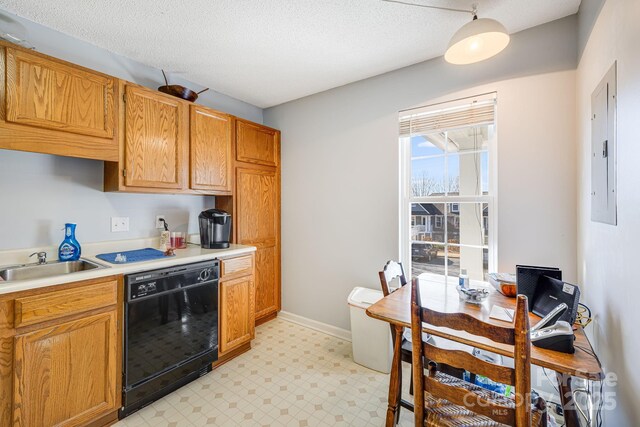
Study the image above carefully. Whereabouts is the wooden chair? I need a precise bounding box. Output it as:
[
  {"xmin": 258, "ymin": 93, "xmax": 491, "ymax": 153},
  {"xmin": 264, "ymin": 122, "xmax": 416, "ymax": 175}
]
[
  {"xmin": 379, "ymin": 260, "xmax": 408, "ymax": 297},
  {"xmin": 410, "ymin": 277, "xmax": 548, "ymax": 426},
  {"xmin": 378, "ymin": 261, "xmax": 414, "ymax": 422}
]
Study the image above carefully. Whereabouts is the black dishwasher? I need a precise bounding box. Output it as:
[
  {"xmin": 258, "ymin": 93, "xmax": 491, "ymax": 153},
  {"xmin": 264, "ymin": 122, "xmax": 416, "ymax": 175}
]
[{"xmin": 121, "ymin": 260, "xmax": 219, "ymax": 418}]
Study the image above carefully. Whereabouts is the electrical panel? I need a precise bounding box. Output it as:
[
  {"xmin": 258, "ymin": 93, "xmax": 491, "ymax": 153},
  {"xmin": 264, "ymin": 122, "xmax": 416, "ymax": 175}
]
[{"xmin": 591, "ymin": 62, "xmax": 617, "ymax": 225}]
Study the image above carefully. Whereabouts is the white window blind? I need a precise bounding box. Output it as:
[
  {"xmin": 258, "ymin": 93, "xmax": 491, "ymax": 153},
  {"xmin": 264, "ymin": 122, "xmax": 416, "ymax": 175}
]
[{"xmin": 399, "ymin": 93, "xmax": 496, "ymax": 137}]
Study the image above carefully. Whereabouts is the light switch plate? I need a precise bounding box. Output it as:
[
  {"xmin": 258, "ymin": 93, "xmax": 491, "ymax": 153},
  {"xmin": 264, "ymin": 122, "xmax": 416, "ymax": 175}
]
[{"xmin": 111, "ymin": 217, "xmax": 130, "ymax": 232}]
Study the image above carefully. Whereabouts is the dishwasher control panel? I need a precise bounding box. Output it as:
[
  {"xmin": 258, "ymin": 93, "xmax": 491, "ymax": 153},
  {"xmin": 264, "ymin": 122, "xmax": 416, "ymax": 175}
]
[{"xmin": 126, "ymin": 260, "xmax": 219, "ymax": 301}]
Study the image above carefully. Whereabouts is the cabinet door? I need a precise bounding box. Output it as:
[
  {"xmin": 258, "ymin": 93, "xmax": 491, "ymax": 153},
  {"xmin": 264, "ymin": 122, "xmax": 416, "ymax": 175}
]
[
  {"xmin": 237, "ymin": 168, "xmax": 278, "ymax": 246},
  {"xmin": 13, "ymin": 311, "xmax": 118, "ymax": 427},
  {"xmin": 236, "ymin": 120, "xmax": 278, "ymax": 167},
  {"xmin": 236, "ymin": 167, "xmax": 280, "ymax": 319},
  {"xmin": 123, "ymin": 85, "xmax": 187, "ymax": 189},
  {"xmin": 219, "ymin": 276, "xmax": 255, "ymax": 355},
  {"xmin": 5, "ymin": 48, "xmax": 115, "ymax": 139},
  {"xmin": 254, "ymin": 246, "xmax": 278, "ymax": 320},
  {"xmin": 190, "ymin": 105, "xmax": 232, "ymax": 192}
]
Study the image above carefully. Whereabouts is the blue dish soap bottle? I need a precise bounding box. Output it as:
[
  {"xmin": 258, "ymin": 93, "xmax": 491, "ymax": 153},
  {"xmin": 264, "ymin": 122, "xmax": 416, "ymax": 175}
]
[{"xmin": 59, "ymin": 223, "xmax": 81, "ymax": 261}]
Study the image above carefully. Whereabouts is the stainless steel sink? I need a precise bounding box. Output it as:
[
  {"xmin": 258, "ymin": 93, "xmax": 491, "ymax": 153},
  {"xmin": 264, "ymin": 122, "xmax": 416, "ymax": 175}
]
[{"xmin": 0, "ymin": 259, "xmax": 107, "ymax": 282}]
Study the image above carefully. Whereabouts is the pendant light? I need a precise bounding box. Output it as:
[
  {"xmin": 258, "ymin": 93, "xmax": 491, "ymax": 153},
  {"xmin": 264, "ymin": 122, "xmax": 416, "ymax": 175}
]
[
  {"xmin": 382, "ymin": 1, "xmax": 510, "ymax": 65},
  {"xmin": 444, "ymin": 15, "xmax": 510, "ymax": 64}
]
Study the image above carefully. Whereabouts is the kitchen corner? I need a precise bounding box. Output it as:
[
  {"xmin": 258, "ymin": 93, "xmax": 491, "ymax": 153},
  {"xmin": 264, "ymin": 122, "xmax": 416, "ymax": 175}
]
[
  {"xmin": 0, "ymin": 28, "xmax": 280, "ymax": 426},
  {"xmin": 0, "ymin": 234, "xmax": 258, "ymax": 426}
]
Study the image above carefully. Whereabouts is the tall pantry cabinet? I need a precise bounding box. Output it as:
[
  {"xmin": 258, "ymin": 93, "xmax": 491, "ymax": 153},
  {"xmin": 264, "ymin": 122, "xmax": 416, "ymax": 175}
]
[{"xmin": 218, "ymin": 119, "xmax": 281, "ymax": 324}]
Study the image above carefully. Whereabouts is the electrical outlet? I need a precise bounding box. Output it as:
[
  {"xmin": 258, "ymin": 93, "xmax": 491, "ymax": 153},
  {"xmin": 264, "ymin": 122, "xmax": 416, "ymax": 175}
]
[
  {"xmin": 156, "ymin": 215, "xmax": 166, "ymax": 229},
  {"xmin": 111, "ymin": 217, "xmax": 130, "ymax": 232}
]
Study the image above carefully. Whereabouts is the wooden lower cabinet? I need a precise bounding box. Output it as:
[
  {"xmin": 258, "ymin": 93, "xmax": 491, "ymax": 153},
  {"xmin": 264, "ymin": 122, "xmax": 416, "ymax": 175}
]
[
  {"xmin": 218, "ymin": 253, "xmax": 256, "ymax": 358},
  {"xmin": 254, "ymin": 246, "xmax": 278, "ymax": 320},
  {"xmin": 0, "ymin": 276, "xmax": 122, "ymax": 427},
  {"xmin": 13, "ymin": 312, "xmax": 118, "ymax": 427},
  {"xmin": 219, "ymin": 276, "xmax": 255, "ymax": 355}
]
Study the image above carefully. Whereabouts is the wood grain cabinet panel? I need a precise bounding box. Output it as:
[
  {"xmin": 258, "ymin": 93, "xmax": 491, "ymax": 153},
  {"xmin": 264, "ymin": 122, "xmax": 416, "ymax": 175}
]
[
  {"xmin": 5, "ymin": 48, "xmax": 115, "ymax": 139},
  {"xmin": 220, "ymin": 255, "xmax": 254, "ymax": 280},
  {"xmin": 14, "ymin": 279, "xmax": 117, "ymax": 328},
  {"xmin": 233, "ymin": 127, "xmax": 281, "ymax": 323},
  {"xmin": 219, "ymin": 276, "xmax": 255, "ymax": 355},
  {"xmin": 0, "ymin": 335, "xmax": 12, "ymax": 427},
  {"xmin": 190, "ymin": 105, "xmax": 232, "ymax": 193},
  {"xmin": 254, "ymin": 246, "xmax": 278, "ymax": 320},
  {"xmin": 236, "ymin": 168, "xmax": 278, "ymax": 246},
  {"xmin": 235, "ymin": 166, "xmax": 280, "ymax": 320},
  {"xmin": 13, "ymin": 311, "xmax": 118, "ymax": 427},
  {"xmin": 123, "ymin": 84, "xmax": 188, "ymax": 189},
  {"xmin": 236, "ymin": 120, "xmax": 278, "ymax": 167}
]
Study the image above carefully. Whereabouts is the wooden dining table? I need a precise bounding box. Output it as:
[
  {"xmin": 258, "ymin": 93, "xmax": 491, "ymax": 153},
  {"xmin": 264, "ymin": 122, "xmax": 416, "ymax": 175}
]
[{"xmin": 366, "ymin": 277, "xmax": 603, "ymax": 427}]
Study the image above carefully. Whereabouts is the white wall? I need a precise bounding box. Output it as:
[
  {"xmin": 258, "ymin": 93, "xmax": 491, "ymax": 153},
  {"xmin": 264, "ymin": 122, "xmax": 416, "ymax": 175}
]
[
  {"xmin": 578, "ymin": 0, "xmax": 607, "ymax": 60},
  {"xmin": 265, "ymin": 17, "xmax": 579, "ymax": 332},
  {"xmin": 0, "ymin": 151, "xmax": 211, "ymax": 250},
  {"xmin": 0, "ymin": 9, "xmax": 263, "ymax": 252},
  {"xmin": 576, "ymin": 0, "xmax": 640, "ymax": 425}
]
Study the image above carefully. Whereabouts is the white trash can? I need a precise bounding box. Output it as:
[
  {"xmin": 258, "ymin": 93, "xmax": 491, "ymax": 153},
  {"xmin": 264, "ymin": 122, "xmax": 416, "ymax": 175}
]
[{"xmin": 347, "ymin": 287, "xmax": 393, "ymax": 373}]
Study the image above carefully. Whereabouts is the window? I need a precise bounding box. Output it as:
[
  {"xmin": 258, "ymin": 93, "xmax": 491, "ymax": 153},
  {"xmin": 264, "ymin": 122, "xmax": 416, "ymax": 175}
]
[{"xmin": 400, "ymin": 93, "xmax": 497, "ymax": 280}]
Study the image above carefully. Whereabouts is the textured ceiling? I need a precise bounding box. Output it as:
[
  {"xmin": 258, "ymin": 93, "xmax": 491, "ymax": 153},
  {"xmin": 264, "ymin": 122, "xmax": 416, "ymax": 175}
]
[{"xmin": 0, "ymin": 0, "xmax": 580, "ymax": 108}]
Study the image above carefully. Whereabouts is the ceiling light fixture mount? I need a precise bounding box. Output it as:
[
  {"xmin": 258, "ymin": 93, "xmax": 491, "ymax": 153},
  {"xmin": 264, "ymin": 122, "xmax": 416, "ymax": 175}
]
[{"xmin": 382, "ymin": 0, "xmax": 510, "ymax": 65}]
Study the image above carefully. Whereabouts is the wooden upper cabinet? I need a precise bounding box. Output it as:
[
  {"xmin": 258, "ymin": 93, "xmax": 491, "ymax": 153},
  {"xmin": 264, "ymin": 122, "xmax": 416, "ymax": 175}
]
[
  {"xmin": 190, "ymin": 105, "xmax": 232, "ymax": 193},
  {"xmin": 236, "ymin": 120, "xmax": 279, "ymax": 167},
  {"xmin": 13, "ymin": 311, "xmax": 118, "ymax": 427},
  {"xmin": 5, "ymin": 47, "xmax": 115, "ymax": 139},
  {"xmin": 123, "ymin": 84, "xmax": 188, "ymax": 189}
]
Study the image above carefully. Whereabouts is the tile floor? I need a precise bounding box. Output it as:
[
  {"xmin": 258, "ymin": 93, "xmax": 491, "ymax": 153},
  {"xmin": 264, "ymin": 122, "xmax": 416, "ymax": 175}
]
[{"xmin": 115, "ymin": 318, "xmax": 414, "ymax": 427}]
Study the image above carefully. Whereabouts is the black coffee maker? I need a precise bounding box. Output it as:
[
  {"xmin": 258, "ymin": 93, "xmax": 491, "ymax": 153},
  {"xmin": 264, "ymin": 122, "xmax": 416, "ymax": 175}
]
[{"xmin": 198, "ymin": 209, "xmax": 231, "ymax": 249}]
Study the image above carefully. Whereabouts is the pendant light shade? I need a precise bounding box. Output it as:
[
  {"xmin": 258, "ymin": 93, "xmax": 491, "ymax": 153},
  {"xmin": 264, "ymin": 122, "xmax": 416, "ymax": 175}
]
[{"xmin": 444, "ymin": 17, "xmax": 510, "ymax": 65}]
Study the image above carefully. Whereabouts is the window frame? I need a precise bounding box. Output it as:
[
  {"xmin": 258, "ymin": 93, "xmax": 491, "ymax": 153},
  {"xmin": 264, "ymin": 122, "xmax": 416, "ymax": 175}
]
[{"xmin": 399, "ymin": 93, "xmax": 498, "ymax": 281}]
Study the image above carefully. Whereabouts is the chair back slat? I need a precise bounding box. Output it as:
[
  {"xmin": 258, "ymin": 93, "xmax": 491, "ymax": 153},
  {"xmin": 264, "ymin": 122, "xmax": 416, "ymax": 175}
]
[
  {"xmin": 411, "ymin": 277, "xmax": 533, "ymax": 426},
  {"xmin": 421, "ymin": 308, "xmax": 515, "ymax": 345},
  {"xmin": 378, "ymin": 260, "xmax": 406, "ymax": 297},
  {"xmin": 422, "ymin": 341, "xmax": 515, "ymax": 385},
  {"xmin": 424, "ymin": 375, "xmax": 516, "ymax": 426}
]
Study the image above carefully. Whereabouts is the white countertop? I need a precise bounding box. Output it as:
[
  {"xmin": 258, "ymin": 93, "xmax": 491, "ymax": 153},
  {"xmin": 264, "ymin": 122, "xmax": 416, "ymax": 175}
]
[{"xmin": 0, "ymin": 237, "xmax": 256, "ymax": 295}]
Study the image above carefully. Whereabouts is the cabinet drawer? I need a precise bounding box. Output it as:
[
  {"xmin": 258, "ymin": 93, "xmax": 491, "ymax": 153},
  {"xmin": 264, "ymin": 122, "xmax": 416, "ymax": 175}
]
[
  {"xmin": 14, "ymin": 279, "xmax": 117, "ymax": 328},
  {"xmin": 220, "ymin": 255, "xmax": 254, "ymax": 279}
]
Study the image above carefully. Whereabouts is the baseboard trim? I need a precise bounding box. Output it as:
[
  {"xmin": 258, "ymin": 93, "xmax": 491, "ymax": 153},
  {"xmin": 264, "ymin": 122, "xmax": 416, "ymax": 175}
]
[{"xmin": 278, "ymin": 311, "xmax": 352, "ymax": 342}]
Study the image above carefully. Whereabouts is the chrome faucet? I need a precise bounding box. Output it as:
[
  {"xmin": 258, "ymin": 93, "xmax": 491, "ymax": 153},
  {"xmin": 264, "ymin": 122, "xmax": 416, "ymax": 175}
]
[{"xmin": 29, "ymin": 251, "xmax": 47, "ymax": 265}]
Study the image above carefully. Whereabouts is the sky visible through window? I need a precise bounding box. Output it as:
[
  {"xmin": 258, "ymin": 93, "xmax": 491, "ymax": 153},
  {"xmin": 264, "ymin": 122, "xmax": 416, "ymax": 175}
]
[{"xmin": 411, "ymin": 135, "xmax": 489, "ymax": 194}]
